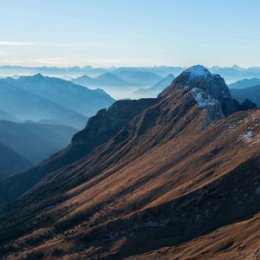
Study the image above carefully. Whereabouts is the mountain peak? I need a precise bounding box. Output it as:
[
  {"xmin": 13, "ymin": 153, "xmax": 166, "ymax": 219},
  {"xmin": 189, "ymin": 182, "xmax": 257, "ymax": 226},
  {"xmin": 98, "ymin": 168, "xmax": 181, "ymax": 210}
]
[
  {"xmin": 33, "ymin": 73, "xmax": 44, "ymax": 78},
  {"xmin": 160, "ymin": 65, "xmax": 238, "ymax": 126},
  {"xmin": 186, "ymin": 65, "xmax": 211, "ymax": 77}
]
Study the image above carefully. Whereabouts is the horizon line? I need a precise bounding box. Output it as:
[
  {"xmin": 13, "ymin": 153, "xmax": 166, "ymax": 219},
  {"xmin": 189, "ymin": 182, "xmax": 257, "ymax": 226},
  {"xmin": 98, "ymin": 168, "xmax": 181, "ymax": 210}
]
[{"xmin": 0, "ymin": 64, "xmax": 260, "ymax": 70}]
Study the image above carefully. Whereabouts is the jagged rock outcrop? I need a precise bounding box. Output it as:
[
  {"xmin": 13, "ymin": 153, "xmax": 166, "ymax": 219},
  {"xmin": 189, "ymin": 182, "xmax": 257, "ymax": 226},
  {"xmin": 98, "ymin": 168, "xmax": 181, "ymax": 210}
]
[
  {"xmin": 160, "ymin": 65, "xmax": 237, "ymax": 126},
  {"xmin": 72, "ymin": 98, "xmax": 157, "ymax": 145}
]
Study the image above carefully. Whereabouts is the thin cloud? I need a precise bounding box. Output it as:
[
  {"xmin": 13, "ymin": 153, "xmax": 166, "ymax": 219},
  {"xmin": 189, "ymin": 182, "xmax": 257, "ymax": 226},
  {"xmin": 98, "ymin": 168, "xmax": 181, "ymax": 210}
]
[
  {"xmin": 0, "ymin": 41, "xmax": 37, "ymax": 46},
  {"xmin": 0, "ymin": 40, "xmax": 103, "ymax": 48},
  {"xmin": 33, "ymin": 57, "xmax": 70, "ymax": 66}
]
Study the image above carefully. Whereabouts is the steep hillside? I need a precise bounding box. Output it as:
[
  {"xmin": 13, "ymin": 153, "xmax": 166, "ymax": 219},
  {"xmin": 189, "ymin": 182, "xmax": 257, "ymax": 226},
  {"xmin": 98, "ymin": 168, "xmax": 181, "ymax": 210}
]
[{"xmin": 0, "ymin": 66, "xmax": 259, "ymax": 260}]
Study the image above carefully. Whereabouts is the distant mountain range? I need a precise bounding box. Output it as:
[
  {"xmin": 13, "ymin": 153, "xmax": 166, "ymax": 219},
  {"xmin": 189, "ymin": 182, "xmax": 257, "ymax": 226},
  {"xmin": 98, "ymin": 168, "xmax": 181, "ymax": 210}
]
[
  {"xmin": 0, "ymin": 74, "xmax": 114, "ymax": 178},
  {"xmin": 231, "ymin": 84, "xmax": 260, "ymax": 107},
  {"xmin": 72, "ymin": 71, "xmax": 163, "ymax": 99},
  {"xmin": 0, "ymin": 73, "xmax": 114, "ymax": 179},
  {"xmin": 1, "ymin": 65, "xmax": 260, "ymax": 82},
  {"xmin": 210, "ymin": 66, "xmax": 260, "ymax": 82},
  {"xmin": 72, "ymin": 73, "xmax": 133, "ymax": 88},
  {"xmin": 226, "ymin": 78, "xmax": 260, "ymax": 107},
  {"xmin": 112, "ymin": 69, "xmax": 163, "ymax": 86},
  {"xmin": 0, "ymin": 74, "xmax": 115, "ymax": 128},
  {"xmin": 3, "ymin": 65, "xmax": 260, "ymax": 100},
  {"xmin": 3, "ymin": 65, "xmax": 260, "ymax": 101},
  {"xmin": 228, "ymin": 78, "xmax": 260, "ymax": 89}
]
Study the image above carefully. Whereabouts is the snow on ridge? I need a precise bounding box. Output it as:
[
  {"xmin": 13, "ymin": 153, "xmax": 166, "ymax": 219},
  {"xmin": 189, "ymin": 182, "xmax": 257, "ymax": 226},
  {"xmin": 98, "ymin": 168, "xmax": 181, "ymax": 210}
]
[
  {"xmin": 191, "ymin": 87, "xmax": 225, "ymax": 126},
  {"xmin": 191, "ymin": 87, "xmax": 218, "ymax": 108}
]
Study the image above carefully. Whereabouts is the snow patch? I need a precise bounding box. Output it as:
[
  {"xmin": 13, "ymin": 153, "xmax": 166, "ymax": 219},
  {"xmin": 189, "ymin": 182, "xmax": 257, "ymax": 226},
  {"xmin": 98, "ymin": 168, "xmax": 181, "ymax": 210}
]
[
  {"xmin": 191, "ymin": 87, "xmax": 225, "ymax": 126},
  {"xmin": 191, "ymin": 87, "xmax": 219, "ymax": 108},
  {"xmin": 242, "ymin": 131, "xmax": 254, "ymax": 143}
]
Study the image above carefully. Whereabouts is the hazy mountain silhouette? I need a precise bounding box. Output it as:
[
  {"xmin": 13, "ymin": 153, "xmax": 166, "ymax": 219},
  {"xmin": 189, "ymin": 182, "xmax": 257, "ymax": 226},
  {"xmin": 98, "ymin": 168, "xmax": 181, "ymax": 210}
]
[
  {"xmin": 210, "ymin": 65, "xmax": 260, "ymax": 82},
  {"xmin": 133, "ymin": 73, "xmax": 175, "ymax": 98},
  {"xmin": 231, "ymin": 84, "xmax": 260, "ymax": 107},
  {"xmin": 72, "ymin": 73, "xmax": 134, "ymax": 88},
  {"xmin": 0, "ymin": 120, "xmax": 78, "ymax": 165},
  {"xmin": 17, "ymin": 74, "xmax": 115, "ymax": 118},
  {"xmin": 0, "ymin": 75, "xmax": 114, "ymax": 128},
  {"xmin": 113, "ymin": 69, "xmax": 163, "ymax": 86},
  {"xmin": 72, "ymin": 73, "xmax": 143, "ymax": 99},
  {"xmin": 229, "ymin": 78, "xmax": 260, "ymax": 89},
  {"xmin": 0, "ymin": 142, "xmax": 32, "ymax": 180},
  {"xmin": 2, "ymin": 65, "xmax": 260, "ymax": 83}
]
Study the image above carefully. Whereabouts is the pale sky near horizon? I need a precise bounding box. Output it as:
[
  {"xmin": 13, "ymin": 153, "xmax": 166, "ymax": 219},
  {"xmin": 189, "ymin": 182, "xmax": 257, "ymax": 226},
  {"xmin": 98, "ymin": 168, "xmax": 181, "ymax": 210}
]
[{"xmin": 0, "ymin": 0, "xmax": 260, "ymax": 67}]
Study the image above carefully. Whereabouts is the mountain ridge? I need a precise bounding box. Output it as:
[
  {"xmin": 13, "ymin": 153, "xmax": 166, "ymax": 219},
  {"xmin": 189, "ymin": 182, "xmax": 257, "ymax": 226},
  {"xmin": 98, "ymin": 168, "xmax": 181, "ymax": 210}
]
[
  {"xmin": 0, "ymin": 65, "xmax": 259, "ymax": 260},
  {"xmin": 229, "ymin": 78, "xmax": 260, "ymax": 89}
]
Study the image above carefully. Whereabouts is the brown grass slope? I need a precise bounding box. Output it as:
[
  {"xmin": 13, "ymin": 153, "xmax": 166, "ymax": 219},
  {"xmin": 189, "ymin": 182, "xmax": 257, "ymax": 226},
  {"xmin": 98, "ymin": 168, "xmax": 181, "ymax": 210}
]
[{"xmin": 0, "ymin": 73, "xmax": 259, "ymax": 259}]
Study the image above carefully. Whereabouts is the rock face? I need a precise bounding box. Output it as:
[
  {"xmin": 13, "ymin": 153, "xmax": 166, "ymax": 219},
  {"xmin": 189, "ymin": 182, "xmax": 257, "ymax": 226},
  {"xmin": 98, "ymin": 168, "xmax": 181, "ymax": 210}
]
[
  {"xmin": 0, "ymin": 66, "xmax": 259, "ymax": 260},
  {"xmin": 72, "ymin": 98, "xmax": 157, "ymax": 146},
  {"xmin": 160, "ymin": 65, "xmax": 237, "ymax": 126}
]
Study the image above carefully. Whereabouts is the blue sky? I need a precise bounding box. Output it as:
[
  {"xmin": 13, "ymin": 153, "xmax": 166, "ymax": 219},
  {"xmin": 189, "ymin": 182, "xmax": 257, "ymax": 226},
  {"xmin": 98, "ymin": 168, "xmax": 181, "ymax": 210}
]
[{"xmin": 0, "ymin": 0, "xmax": 260, "ymax": 67}]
